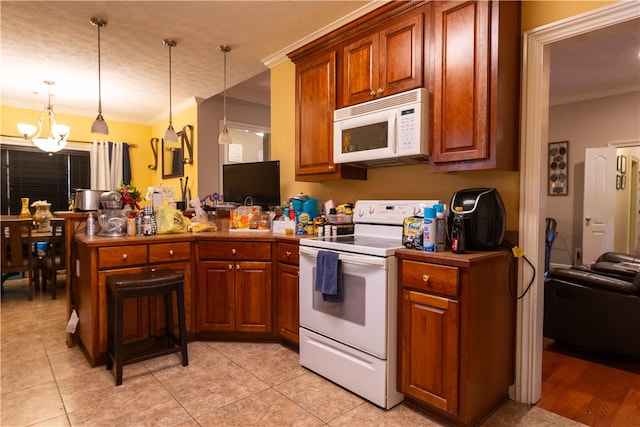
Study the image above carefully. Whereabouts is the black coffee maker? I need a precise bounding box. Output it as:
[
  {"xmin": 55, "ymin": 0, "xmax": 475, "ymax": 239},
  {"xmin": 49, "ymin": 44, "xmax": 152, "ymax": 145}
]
[{"xmin": 448, "ymin": 188, "xmax": 506, "ymax": 250}]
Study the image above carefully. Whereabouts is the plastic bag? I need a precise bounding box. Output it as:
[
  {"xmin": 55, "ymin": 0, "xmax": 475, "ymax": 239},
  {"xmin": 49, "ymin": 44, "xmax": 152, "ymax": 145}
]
[
  {"xmin": 154, "ymin": 205, "xmax": 190, "ymax": 234},
  {"xmin": 189, "ymin": 197, "xmax": 218, "ymax": 232}
]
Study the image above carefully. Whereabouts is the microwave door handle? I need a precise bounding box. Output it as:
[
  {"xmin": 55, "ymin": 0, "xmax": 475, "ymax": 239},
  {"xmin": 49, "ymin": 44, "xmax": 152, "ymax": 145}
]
[{"xmin": 390, "ymin": 113, "xmax": 397, "ymax": 154}]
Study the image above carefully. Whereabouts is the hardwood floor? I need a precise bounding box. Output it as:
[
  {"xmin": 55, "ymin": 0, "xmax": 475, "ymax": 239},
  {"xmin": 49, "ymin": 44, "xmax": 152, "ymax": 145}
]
[{"xmin": 537, "ymin": 339, "xmax": 640, "ymax": 426}]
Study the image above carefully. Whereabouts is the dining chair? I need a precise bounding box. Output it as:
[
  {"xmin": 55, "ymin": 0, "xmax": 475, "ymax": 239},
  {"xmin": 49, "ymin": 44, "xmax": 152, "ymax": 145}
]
[
  {"xmin": 41, "ymin": 218, "xmax": 66, "ymax": 299},
  {"xmin": 1, "ymin": 218, "xmax": 36, "ymax": 300}
]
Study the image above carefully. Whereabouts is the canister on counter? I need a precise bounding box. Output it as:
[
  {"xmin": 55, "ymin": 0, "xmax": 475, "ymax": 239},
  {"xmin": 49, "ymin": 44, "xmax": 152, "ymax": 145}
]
[{"xmin": 314, "ymin": 217, "xmax": 325, "ymax": 236}]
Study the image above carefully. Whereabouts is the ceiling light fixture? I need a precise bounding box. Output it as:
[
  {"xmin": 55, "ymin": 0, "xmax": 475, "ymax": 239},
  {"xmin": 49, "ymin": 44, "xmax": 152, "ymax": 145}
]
[
  {"xmin": 90, "ymin": 17, "xmax": 109, "ymax": 135},
  {"xmin": 218, "ymin": 45, "xmax": 232, "ymax": 145},
  {"xmin": 163, "ymin": 39, "xmax": 178, "ymax": 143},
  {"xmin": 17, "ymin": 80, "xmax": 69, "ymax": 155}
]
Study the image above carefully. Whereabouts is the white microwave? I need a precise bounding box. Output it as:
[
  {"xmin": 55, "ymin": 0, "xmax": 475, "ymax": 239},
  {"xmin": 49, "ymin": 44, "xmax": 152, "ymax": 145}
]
[{"xmin": 333, "ymin": 88, "xmax": 429, "ymax": 167}]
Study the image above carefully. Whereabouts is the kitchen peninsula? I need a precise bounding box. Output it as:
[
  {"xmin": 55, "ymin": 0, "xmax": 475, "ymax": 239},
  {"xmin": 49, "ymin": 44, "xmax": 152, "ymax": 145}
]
[{"xmin": 68, "ymin": 225, "xmax": 302, "ymax": 366}]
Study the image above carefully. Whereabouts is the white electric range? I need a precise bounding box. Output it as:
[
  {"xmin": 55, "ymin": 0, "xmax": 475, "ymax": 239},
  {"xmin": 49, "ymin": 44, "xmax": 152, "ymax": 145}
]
[{"xmin": 298, "ymin": 199, "xmax": 439, "ymax": 409}]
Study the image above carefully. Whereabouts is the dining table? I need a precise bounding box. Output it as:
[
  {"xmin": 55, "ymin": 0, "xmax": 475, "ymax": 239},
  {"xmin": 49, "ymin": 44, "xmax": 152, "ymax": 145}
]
[{"xmin": 1, "ymin": 215, "xmax": 57, "ymax": 291}]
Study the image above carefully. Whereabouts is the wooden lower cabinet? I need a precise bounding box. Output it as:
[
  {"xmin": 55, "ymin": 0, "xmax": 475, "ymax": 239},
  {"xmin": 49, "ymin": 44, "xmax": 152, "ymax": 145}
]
[
  {"xmin": 276, "ymin": 242, "xmax": 299, "ymax": 345},
  {"xmin": 198, "ymin": 240, "xmax": 273, "ymax": 335},
  {"xmin": 198, "ymin": 260, "xmax": 272, "ymax": 333},
  {"xmin": 71, "ymin": 237, "xmax": 194, "ymax": 366},
  {"xmin": 401, "ymin": 290, "xmax": 459, "ymax": 414},
  {"xmin": 397, "ymin": 249, "xmax": 515, "ymax": 426}
]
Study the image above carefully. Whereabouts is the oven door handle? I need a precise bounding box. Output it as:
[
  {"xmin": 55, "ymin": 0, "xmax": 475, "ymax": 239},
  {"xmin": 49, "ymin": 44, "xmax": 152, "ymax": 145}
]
[{"xmin": 299, "ymin": 246, "xmax": 387, "ymax": 267}]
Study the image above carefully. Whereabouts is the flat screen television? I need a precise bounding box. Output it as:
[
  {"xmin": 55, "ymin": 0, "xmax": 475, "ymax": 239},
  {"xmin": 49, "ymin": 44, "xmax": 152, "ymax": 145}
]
[{"xmin": 223, "ymin": 160, "xmax": 281, "ymax": 209}]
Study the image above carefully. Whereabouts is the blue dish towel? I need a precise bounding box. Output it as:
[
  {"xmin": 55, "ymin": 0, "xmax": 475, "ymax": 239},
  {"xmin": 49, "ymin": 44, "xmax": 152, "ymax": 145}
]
[{"xmin": 315, "ymin": 251, "xmax": 343, "ymax": 302}]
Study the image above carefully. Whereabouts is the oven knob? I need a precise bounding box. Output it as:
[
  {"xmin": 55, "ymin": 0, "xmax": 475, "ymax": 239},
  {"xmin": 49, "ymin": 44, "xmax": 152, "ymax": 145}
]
[{"xmin": 368, "ymin": 206, "xmax": 375, "ymax": 214}]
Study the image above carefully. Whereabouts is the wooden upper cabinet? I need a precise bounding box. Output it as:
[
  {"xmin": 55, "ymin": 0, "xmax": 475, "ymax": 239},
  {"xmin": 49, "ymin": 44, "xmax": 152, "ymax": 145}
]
[
  {"xmin": 296, "ymin": 51, "xmax": 337, "ymax": 177},
  {"xmin": 430, "ymin": 1, "xmax": 520, "ymax": 172},
  {"xmin": 294, "ymin": 50, "xmax": 366, "ymax": 181},
  {"xmin": 341, "ymin": 13, "xmax": 424, "ymax": 107}
]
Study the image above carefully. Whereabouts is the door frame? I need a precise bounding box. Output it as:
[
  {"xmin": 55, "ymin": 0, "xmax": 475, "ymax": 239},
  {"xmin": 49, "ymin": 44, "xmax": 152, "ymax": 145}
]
[{"xmin": 516, "ymin": 1, "xmax": 639, "ymax": 404}]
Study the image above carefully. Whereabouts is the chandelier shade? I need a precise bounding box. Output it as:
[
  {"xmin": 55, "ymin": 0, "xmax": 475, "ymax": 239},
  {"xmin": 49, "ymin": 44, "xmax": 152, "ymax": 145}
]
[
  {"xmin": 218, "ymin": 45, "xmax": 232, "ymax": 145},
  {"xmin": 17, "ymin": 80, "xmax": 69, "ymax": 154},
  {"xmin": 90, "ymin": 17, "xmax": 109, "ymax": 135},
  {"xmin": 163, "ymin": 39, "xmax": 178, "ymax": 143}
]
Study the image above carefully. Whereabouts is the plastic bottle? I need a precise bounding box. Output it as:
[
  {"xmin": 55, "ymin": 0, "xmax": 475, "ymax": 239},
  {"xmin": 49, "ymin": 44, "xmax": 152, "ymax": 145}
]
[
  {"xmin": 451, "ymin": 206, "xmax": 466, "ymax": 254},
  {"xmin": 435, "ymin": 204, "xmax": 446, "ymax": 252},
  {"xmin": 422, "ymin": 207, "xmax": 436, "ymax": 252},
  {"xmin": 135, "ymin": 210, "xmax": 144, "ymax": 236},
  {"xmin": 86, "ymin": 212, "xmax": 95, "ymax": 236}
]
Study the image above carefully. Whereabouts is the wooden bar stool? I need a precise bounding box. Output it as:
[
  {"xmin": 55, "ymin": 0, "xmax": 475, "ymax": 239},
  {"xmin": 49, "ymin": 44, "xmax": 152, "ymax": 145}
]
[{"xmin": 106, "ymin": 269, "xmax": 188, "ymax": 386}]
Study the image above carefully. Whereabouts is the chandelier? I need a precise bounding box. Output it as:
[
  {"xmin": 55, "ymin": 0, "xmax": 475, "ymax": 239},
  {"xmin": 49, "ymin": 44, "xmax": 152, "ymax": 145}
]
[{"xmin": 17, "ymin": 80, "xmax": 70, "ymax": 154}]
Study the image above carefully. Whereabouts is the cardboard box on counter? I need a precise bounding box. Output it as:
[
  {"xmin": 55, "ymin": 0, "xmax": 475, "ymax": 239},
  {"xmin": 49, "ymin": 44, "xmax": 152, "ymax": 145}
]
[{"xmin": 272, "ymin": 219, "xmax": 296, "ymax": 234}]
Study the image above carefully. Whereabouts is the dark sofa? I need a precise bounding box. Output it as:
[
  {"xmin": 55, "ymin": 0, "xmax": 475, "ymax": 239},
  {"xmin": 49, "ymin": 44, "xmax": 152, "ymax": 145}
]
[{"xmin": 543, "ymin": 252, "xmax": 640, "ymax": 356}]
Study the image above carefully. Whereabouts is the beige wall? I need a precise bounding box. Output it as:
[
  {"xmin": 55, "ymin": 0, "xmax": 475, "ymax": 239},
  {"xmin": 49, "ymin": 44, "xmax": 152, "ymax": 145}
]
[{"xmin": 547, "ymin": 92, "xmax": 640, "ymax": 265}]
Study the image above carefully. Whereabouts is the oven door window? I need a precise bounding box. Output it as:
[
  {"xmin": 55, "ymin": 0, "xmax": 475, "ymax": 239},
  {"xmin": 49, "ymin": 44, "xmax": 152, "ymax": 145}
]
[
  {"xmin": 299, "ymin": 249, "xmax": 393, "ymax": 358},
  {"xmin": 312, "ymin": 273, "xmax": 365, "ymax": 325}
]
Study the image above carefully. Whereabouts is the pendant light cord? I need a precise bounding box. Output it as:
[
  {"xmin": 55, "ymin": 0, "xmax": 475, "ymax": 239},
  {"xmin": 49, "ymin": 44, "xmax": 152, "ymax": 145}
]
[
  {"xmin": 97, "ymin": 23, "xmax": 103, "ymax": 115},
  {"xmin": 168, "ymin": 42, "xmax": 173, "ymax": 126},
  {"xmin": 222, "ymin": 48, "xmax": 227, "ymax": 127}
]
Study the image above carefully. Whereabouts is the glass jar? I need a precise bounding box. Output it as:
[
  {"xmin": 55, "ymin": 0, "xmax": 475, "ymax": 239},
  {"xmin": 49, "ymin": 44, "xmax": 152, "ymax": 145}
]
[{"xmin": 32, "ymin": 202, "xmax": 53, "ymax": 232}]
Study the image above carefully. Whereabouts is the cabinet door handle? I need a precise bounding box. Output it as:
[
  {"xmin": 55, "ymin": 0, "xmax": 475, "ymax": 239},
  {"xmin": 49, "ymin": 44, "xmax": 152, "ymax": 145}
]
[
  {"xmin": 228, "ymin": 264, "xmax": 233, "ymax": 270},
  {"xmin": 377, "ymin": 88, "xmax": 384, "ymax": 95},
  {"xmin": 169, "ymin": 249, "xmax": 174, "ymax": 256},
  {"xmin": 370, "ymin": 90, "xmax": 376, "ymax": 96},
  {"xmin": 422, "ymin": 274, "xmax": 430, "ymax": 282},
  {"xmin": 328, "ymin": 165, "xmax": 335, "ymax": 171},
  {"xmin": 122, "ymin": 253, "xmax": 128, "ymax": 260},
  {"xmin": 285, "ymin": 251, "xmax": 291, "ymax": 257},
  {"xmin": 236, "ymin": 264, "xmax": 240, "ymax": 270},
  {"xmin": 232, "ymin": 248, "xmax": 237, "ymax": 254}
]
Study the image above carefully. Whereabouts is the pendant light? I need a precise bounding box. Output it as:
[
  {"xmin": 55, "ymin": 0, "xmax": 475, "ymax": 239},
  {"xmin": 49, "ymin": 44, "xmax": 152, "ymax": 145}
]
[
  {"xmin": 218, "ymin": 45, "xmax": 232, "ymax": 145},
  {"xmin": 163, "ymin": 39, "xmax": 178, "ymax": 143},
  {"xmin": 90, "ymin": 17, "xmax": 109, "ymax": 135}
]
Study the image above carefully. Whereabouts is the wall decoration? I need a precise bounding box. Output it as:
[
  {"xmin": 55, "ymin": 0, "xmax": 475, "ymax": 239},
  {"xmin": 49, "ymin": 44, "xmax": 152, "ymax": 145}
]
[{"xmin": 548, "ymin": 141, "xmax": 569, "ymax": 196}]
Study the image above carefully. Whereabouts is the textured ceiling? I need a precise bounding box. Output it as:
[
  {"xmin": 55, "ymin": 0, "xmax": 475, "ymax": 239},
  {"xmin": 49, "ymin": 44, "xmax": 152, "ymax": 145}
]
[
  {"xmin": 0, "ymin": 0, "xmax": 376, "ymax": 125},
  {"xmin": 549, "ymin": 16, "xmax": 640, "ymax": 106},
  {"xmin": 1, "ymin": 1, "xmax": 638, "ymax": 128}
]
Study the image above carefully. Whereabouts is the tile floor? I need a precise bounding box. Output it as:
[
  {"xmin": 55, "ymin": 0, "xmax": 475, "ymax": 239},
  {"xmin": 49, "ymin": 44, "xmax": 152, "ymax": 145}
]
[{"xmin": 1, "ymin": 277, "xmax": 585, "ymax": 426}]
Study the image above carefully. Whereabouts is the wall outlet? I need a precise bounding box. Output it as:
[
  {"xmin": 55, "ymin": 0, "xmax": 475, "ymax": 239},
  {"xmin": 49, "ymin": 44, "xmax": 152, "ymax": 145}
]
[{"xmin": 574, "ymin": 248, "xmax": 582, "ymax": 265}]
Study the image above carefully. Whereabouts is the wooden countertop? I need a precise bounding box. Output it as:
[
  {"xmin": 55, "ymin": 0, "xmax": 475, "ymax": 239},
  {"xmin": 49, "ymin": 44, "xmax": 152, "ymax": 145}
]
[{"xmin": 395, "ymin": 247, "xmax": 510, "ymax": 268}]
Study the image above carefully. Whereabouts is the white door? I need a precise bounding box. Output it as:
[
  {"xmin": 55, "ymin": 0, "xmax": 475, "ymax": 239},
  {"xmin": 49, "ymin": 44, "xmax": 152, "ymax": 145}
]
[{"xmin": 582, "ymin": 147, "xmax": 616, "ymax": 264}]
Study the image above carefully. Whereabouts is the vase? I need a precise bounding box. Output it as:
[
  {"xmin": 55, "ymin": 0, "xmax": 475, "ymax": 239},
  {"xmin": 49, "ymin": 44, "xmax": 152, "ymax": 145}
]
[
  {"xmin": 33, "ymin": 203, "xmax": 53, "ymax": 232},
  {"xmin": 19, "ymin": 197, "xmax": 31, "ymax": 219}
]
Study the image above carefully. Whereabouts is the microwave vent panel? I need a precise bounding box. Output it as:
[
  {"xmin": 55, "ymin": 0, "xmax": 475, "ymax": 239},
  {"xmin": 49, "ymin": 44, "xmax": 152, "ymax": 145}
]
[{"xmin": 335, "ymin": 88, "xmax": 427, "ymax": 120}]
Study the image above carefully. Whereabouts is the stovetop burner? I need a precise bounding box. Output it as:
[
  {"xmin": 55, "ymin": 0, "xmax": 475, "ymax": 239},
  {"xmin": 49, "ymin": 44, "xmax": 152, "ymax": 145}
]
[{"xmin": 300, "ymin": 199, "xmax": 441, "ymax": 257}]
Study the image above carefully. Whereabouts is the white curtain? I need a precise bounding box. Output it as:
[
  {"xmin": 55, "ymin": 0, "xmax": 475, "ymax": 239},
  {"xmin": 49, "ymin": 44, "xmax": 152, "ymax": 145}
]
[{"xmin": 90, "ymin": 141, "xmax": 124, "ymax": 191}]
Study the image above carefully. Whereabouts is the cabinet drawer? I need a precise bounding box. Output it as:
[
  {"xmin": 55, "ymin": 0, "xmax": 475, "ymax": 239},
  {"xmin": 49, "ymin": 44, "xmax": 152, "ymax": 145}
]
[
  {"xmin": 200, "ymin": 241, "xmax": 272, "ymax": 261},
  {"xmin": 401, "ymin": 260, "xmax": 459, "ymax": 298},
  {"xmin": 98, "ymin": 245, "xmax": 148, "ymax": 269},
  {"xmin": 149, "ymin": 242, "xmax": 191, "ymax": 263},
  {"xmin": 277, "ymin": 243, "xmax": 299, "ymax": 265}
]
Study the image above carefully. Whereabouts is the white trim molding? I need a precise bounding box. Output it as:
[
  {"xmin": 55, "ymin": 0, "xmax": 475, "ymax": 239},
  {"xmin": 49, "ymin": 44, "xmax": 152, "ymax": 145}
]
[{"xmin": 516, "ymin": 0, "xmax": 640, "ymax": 405}]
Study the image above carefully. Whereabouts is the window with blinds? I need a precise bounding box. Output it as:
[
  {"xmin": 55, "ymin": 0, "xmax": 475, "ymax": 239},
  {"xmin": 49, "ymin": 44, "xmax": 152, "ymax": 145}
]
[{"xmin": 1, "ymin": 146, "xmax": 90, "ymax": 215}]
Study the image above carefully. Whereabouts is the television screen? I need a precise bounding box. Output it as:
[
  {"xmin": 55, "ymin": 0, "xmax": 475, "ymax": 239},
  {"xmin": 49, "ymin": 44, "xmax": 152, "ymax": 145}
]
[{"xmin": 223, "ymin": 160, "xmax": 281, "ymax": 209}]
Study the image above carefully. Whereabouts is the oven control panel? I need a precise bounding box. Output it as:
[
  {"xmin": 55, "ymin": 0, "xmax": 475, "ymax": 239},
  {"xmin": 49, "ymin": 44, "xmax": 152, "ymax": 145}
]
[{"xmin": 354, "ymin": 200, "xmax": 441, "ymax": 225}]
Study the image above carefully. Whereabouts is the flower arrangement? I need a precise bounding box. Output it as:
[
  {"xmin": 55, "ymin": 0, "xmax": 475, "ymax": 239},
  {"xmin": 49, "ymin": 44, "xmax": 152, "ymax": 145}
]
[{"xmin": 117, "ymin": 182, "xmax": 142, "ymax": 210}]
